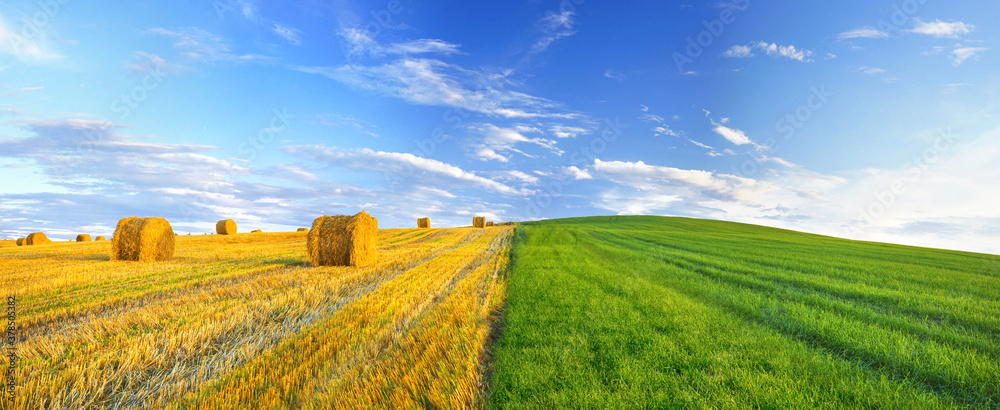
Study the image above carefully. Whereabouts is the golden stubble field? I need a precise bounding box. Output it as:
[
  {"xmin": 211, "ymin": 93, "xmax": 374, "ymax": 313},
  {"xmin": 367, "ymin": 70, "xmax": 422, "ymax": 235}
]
[{"xmin": 1, "ymin": 226, "xmax": 514, "ymax": 409}]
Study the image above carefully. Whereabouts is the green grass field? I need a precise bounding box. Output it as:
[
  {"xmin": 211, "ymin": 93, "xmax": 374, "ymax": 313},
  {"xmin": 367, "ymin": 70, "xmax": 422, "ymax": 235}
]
[{"xmin": 488, "ymin": 216, "xmax": 1000, "ymax": 409}]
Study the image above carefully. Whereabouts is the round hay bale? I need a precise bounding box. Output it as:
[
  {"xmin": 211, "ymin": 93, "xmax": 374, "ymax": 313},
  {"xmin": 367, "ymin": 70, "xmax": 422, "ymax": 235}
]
[
  {"xmin": 486, "ymin": 221, "xmax": 495, "ymax": 227},
  {"xmin": 76, "ymin": 234, "xmax": 92, "ymax": 242},
  {"xmin": 472, "ymin": 216, "xmax": 486, "ymax": 228},
  {"xmin": 252, "ymin": 229, "xmax": 262, "ymax": 233},
  {"xmin": 417, "ymin": 217, "xmax": 431, "ymax": 228},
  {"xmin": 307, "ymin": 211, "xmax": 378, "ymax": 267},
  {"xmin": 111, "ymin": 217, "xmax": 175, "ymax": 262},
  {"xmin": 26, "ymin": 232, "xmax": 51, "ymax": 246},
  {"xmin": 15, "ymin": 238, "xmax": 24, "ymax": 246},
  {"xmin": 95, "ymin": 236, "xmax": 106, "ymax": 241},
  {"xmin": 216, "ymin": 219, "xmax": 237, "ymax": 235},
  {"xmin": 297, "ymin": 228, "xmax": 308, "ymax": 232}
]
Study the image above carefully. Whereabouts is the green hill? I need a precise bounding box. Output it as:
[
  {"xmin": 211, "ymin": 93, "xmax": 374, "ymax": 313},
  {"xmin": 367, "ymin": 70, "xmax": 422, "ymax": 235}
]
[{"xmin": 489, "ymin": 216, "xmax": 1000, "ymax": 408}]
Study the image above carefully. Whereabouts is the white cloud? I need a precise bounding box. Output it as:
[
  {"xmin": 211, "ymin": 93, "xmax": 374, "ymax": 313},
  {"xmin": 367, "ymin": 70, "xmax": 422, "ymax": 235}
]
[
  {"xmin": 910, "ymin": 19, "xmax": 973, "ymax": 38},
  {"xmin": 272, "ymin": 23, "xmax": 303, "ymax": 45},
  {"xmin": 582, "ymin": 127, "xmax": 1000, "ymax": 254},
  {"xmin": 603, "ymin": 69, "xmax": 625, "ymax": 82},
  {"xmin": 723, "ymin": 45, "xmax": 754, "ymax": 58},
  {"xmin": 310, "ymin": 113, "xmax": 379, "ymax": 138},
  {"xmin": 653, "ymin": 126, "xmax": 678, "ymax": 137},
  {"xmin": 298, "ymin": 58, "xmax": 575, "ymax": 119},
  {"xmin": 0, "ymin": 12, "xmax": 63, "ymax": 61},
  {"xmin": 712, "ymin": 125, "xmax": 752, "ymax": 146},
  {"xmin": 125, "ymin": 51, "xmax": 192, "ymax": 75},
  {"xmin": 703, "ymin": 111, "xmax": 756, "ymax": 147},
  {"xmin": 754, "ymin": 41, "xmax": 814, "ymax": 62},
  {"xmin": 531, "ymin": 11, "xmax": 576, "ymax": 54},
  {"xmin": 724, "ymin": 41, "xmax": 815, "ymax": 62},
  {"xmin": 549, "ymin": 124, "xmax": 589, "ymax": 139},
  {"xmin": 273, "ymin": 164, "xmax": 317, "ymax": 181},
  {"xmin": 857, "ymin": 66, "xmax": 886, "ymax": 75},
  {"xmin": 951, "ymin": 47, "xmax": 986, "ymax": 66},
  {"xmin": 564, "ymin": 166, "xmax": 592, "ymax": 180},
  {"xmin": 4, "ymin": 86, "xmax": 44, "ymax": 96},
  {"xmin": 503, "ymin": 170, "xmax": 541, "ymax": 185},
  {"xmin": 688, "ymin": 139, "xmax": 714, "ymax": 150},
  {"xmin": 283, "ymin": 145, "xmax": 534, "ymax": 196},
  {"xmin": 147, "ymin": 27, "xmax": 267, "ymax": 64},
  {"xmin": 838, "ymin": 27, "xmax": 889, "ymax": 40},
  {"xmin": 387, "ymin": 39, "xmax": 462, "ymax": 55},
  {"xmin": 464, "ymin": 123, "xmax": 562, "ymax": 162}
]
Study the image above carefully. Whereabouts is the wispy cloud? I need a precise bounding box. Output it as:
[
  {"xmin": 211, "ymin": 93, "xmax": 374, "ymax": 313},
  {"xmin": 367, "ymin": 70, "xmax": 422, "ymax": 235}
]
[
  {"xmin": 147, "ymin": 27, "xmax": 268, "ymax": 64},
  {"xmin": 640, "ymin": 107, "xmax": 679, "ymax": 137},
  {"xmin": 283, "ymin": 145, "xmax": 534, "ymax": 196},
  {"xmin": 951, "ymin": 46, "xmax": 986, "ymax": 66},
  {"xmin": 910, "ymin": 19, "xmax": 974, "ymax": 38},
  {"xmin": 4, "ymin": 86, "xmax": 44, "ymax": 96},
  {"xmin": 838, "ymin": 27, "xmax": 889, "ymax": 40},
  {"xmin": 0, "ymin": 12, "xmax": 63, "ymax": 61},
  {"xmin": 272, "ymin": 23, "xmax": 303, "ymax": 46},
  {"xmin": 464, "ymin": 123, "xmax": 562, "ymax": 162},
  {"xmin": 339, "ymin": 28, "xmax": 461, "ymax": 57},
  {"xmin": 531, "ymin": 11, "xmax": 576, "ymax": 54},
  {"xmin": 603, "ymin": 69, "xmax": 625, "ymax": 82},
  {"xmin": 310, "ymin": 113, "xmax": 379, "ymax": 138},
  {"xmin": 124, "ymin": 51, "xmax": 191, "ymax": 75},
  {"xmin": 856, "ymin": 66, "xmax": 886, "ymax": 74},
  {"xmin": 297, "ymin": 58, "xmax": 576, "ymax": 119}
]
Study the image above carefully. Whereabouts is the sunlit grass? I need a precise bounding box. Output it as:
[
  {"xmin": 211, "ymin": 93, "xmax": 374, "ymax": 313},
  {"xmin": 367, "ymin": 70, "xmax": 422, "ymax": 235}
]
[{"xmin": 490, "ymin": 216, "xmax": 1000, "ymax": 408}]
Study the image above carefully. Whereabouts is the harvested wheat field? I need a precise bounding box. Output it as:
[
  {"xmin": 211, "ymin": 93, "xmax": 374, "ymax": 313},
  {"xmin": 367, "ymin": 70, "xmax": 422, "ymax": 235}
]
[{"xmin": 1, "ymin": 225, "xmax": 514, "ymax": 409}]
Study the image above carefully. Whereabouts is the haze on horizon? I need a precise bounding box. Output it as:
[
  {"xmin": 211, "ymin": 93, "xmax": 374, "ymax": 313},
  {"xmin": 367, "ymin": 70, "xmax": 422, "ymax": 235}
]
[{"xmin": 1, "ymin": 0, "xmax": 998, "ymax": 254}]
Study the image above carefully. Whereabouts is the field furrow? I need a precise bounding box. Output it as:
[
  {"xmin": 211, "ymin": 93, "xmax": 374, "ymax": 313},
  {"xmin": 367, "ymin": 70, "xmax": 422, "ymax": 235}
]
[{"xmin": 2, "ymin": 226, "xmax": 510, "ymax": 409}]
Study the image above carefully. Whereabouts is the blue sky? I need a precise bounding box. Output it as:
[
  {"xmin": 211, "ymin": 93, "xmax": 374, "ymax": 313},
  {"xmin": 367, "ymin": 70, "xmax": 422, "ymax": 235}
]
[{"xmin": 1, "ymin": 0, "xmax": 998, "ymax": 254}]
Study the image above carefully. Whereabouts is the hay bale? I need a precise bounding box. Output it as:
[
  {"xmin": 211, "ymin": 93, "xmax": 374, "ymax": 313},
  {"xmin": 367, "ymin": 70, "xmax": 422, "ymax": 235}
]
[
  {"xmin": 15, "ymin": 238, "xmax": 24, "ymax": 246},
  {"xmin": 216, "ymin": 219, "xmax": 237, "ymax": 235},
  {"xmin": 95, "ymin": 236, "xmax": 106, "ymax": 241},
  {"xmin": 473, "ymin": 217, "xmax": 486, "ymax": 228},
  {"xmin": 26, "ymin": 232, "xmax": 51, "ymax": 246},
  {"xmin": 486, "ymin": 221, "xmax": 495, "ymax": 227},
  {"xmin": 373, "ymin": 217, "xmax": 378, "ymax": 229},
  {"xmin": 111, "ymin": 217, "xmax": 175, "ymax": 262},
  {"xmin": 252, "ymin": 229, "xmax": 262, "ymax": 233},
  {"xmin": 307, "ymin": 211, "xmax": 378, "ymax": 267},
  {"xmin": 417, "ymin": 217, "xmax": 431, "ymax": 228},
  {"xmin": 76, "ymin": 234, "xmax": 92, "ymax": 242},
  {"xmin": 297, "ymin": 228, "xmax": 308, "ymax": 232}
]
